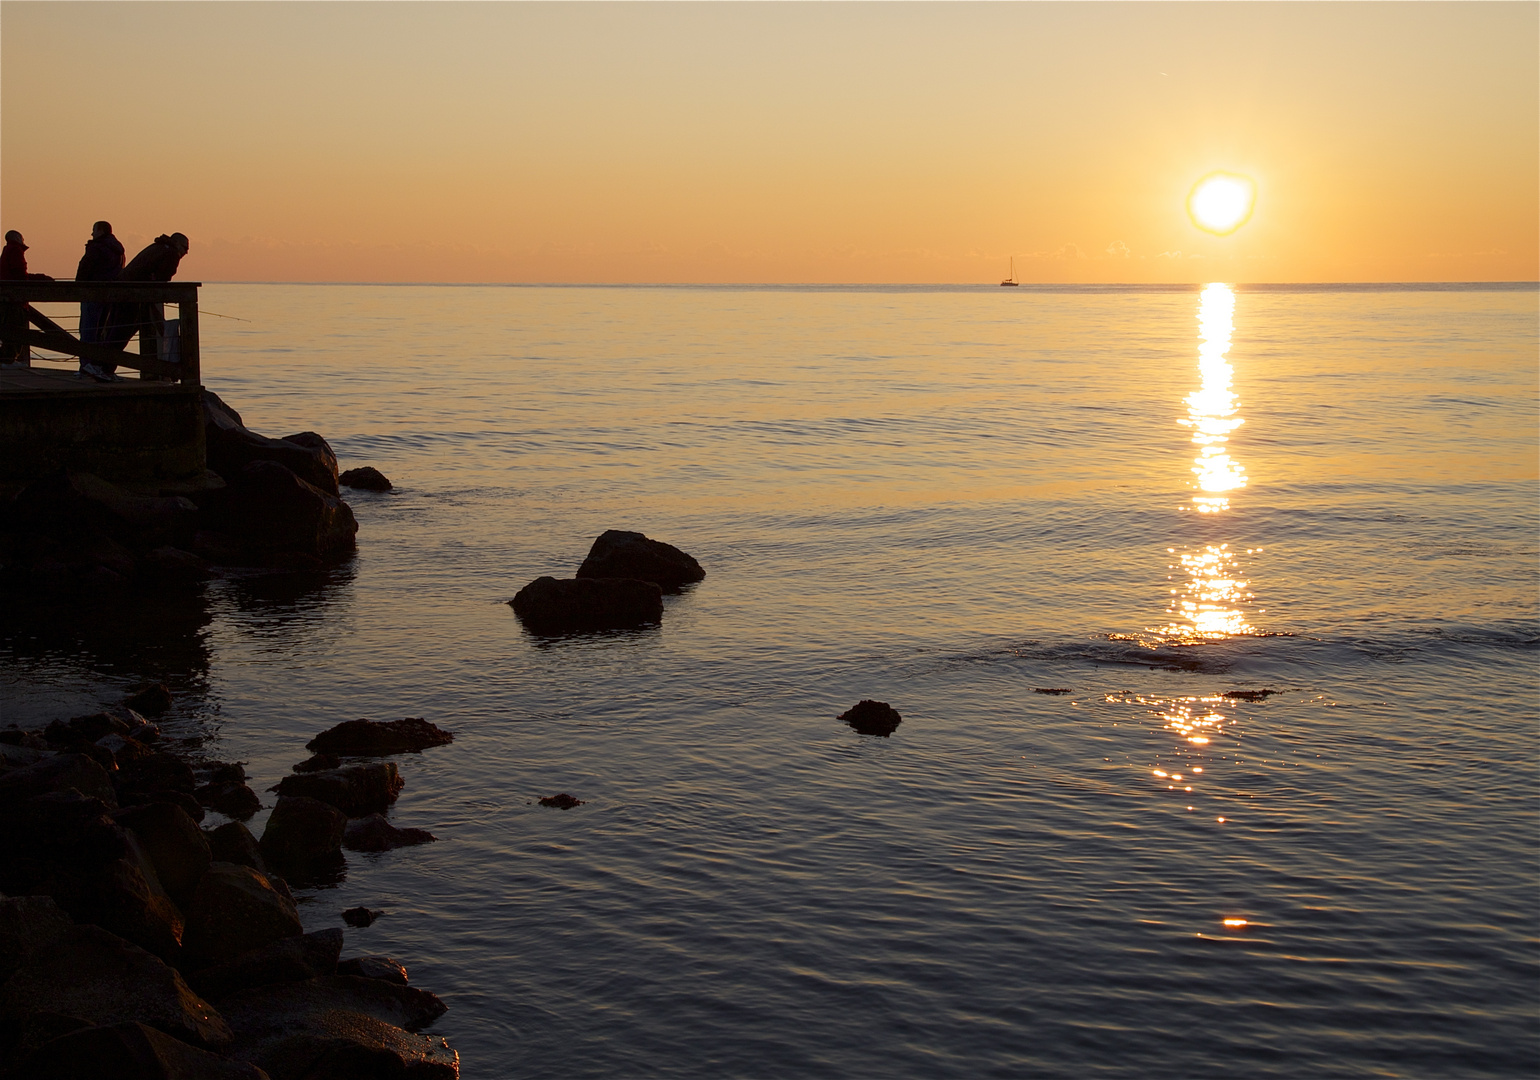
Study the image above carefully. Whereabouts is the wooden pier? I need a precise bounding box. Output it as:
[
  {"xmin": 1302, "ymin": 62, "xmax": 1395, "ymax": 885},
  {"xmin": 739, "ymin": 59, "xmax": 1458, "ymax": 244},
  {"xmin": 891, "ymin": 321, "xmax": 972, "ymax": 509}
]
[{"xmin": 0, "ymin": 282, "xmax": 209, "ymax": 486}]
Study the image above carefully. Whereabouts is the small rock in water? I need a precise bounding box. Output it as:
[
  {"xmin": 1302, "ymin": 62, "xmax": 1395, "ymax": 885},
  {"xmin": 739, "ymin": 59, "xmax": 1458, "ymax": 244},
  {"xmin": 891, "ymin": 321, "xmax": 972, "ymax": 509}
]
[
  {"xmin": 339, "ymin": 466, "xmax": 393, "ymax": 491},
  {"xmin": 538, "ymin": 793, "xmax": 584, "ymax": 809},
  {"xmin": 293, "ymin": 752, "xmax": 341, "ymax": 773},
  {"xmin": 510, "ymin": 575, "xmax": 664, "ymax": 634},
  {"xmin": 575, "ymin": 529, "xmax": 705, "ymax": 592},
  {"xmin": 123, "ymin": 683, "xmax": 174, "ymax": 717},
  {"xmin": 840, "ymin": 699, "xmax": 903, "ymax": 737},
  {"xmin": 305, "ymin": 717, "xmax": 454, "ymax": 757},
  {"xmin": 1223, "ymin": 689, "xmax": 1279, "ymax": 702},
  {"xmin": 1033, "ymin": 687, "xmax": 1073, "ymax": 695},
  {"xmin": 344, "ymin": 813, "xmax": 438, "ymax": 852},
  {"xmin": 342, "ymin": 906, "xmax": 383, "ymax": 928},
  {"xmin": 270, "ymin": 761, "xmax": 405, "ymax": 817}
]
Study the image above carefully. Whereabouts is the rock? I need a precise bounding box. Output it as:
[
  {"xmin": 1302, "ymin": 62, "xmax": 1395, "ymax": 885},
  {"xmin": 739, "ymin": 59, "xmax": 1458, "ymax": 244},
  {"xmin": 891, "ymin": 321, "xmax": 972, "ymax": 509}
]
[
  {"xmin": 510, "ymin": 575, "xmax": 664, "ymax": 634},
  {"xmin": 0, "ymin": 923, "xmax": 231, "ymax": 1048},
  {"xmin": 187, "ymin": 929, "xmax": 344, "ymax": 1001},
  {"xmin": 122, "ymin": 788, "xmax": 206, "ymax": 824},
  {"xmin": 143, "ymin": 545, "xmax": 215, "ymax": 582},
  {"xmin": 281, "ymin": 432, "xmax": 340, "ymax": 494},
  {"xmin": 338, "ymin": 466, "xmax": 393, "ymax": 492},
  {"xmin": 10, "ymin": 1021, "xmax": 269, "ymax": 1080},
  {"xmin": 197, "ymin": 782, "xmax": 262, "ymax": 820},
  {"xmin": 198, "ymin": 761, "xmax": 247, "ymax": 784},
  {"xmin": 0, "ymin": 752, "xmax": 117, "ymax": 809},
  {"xmin": 97, "ymin": 732, "xmax": 154, "ymax": 766},
  {"xmin": 210, "ymin": 460, "xmax": 358, "ymax": 560},
  {"xmin": 0, "ymin": 790, "xmax": 125, "ymax": 896},
  {"xmin": 124, "ymin": 683, "xmax": 174, "ymax": 717},
  {"xmin": 202, "ymin": 391, "xmax": 341, "ymax": 497},
  {"xmin": 538, "ymin": 793, "xmax": 584, "ymax": 809},
  {"xmin": 119, "ymin": 752, "xmax": 197, "ymax": 798},
  {"xmin": 220, "ymin": 976, "xmax": 453, "ymax": 1079},
  {"xmin": 840, "ymin": 699, "xmax": 903, "ymax": 737},
  {"xmin": 1223, "ymin": 689, "xmax": 1280, "ymax": 701},
  {"xmin": 0, "ymin": 742, "xmax": 53, "ymax": 768},
  {"xmin": 1033, "ymin": 687, "xmax": 1073, "ymax": 695},
  {"xmin": 270, "ymin": 762, "xmax": 404, "ymax": 818},
  {"xmin": 112, "ymin": 802, "xmax": 211, "ymax": 909},
  {"xmin": 336, "ymin": 956, "xmax": 409, "ymax": 986},
  {"xmin": 343, "ymin": 814, "xmax": 437, "ymax": 853},
  {"xmin": 260, "ymin": 796, "xmax": 346, "ymax": 870},
  {"xmin": 45, "ymin": 835, "xmax": 188, "ymax": 964},
  {"xmin": 0, "ymin": 895, "xmax": 74, "ymax": 984},
  {"xmin": 207, "ymin": 821, "xmax": 268, "ymax": 873},
  {"xmin": 183, "ymin": 863, "xmax": 303, "ymax": 969},
  {"xmin": 130, "ymin": 722, "xmax": 162, "ymax": 744},
  {"xmin": 575, "ymin": 528, "xmax": 705, "ymax": 592},
  {"xmin": 50, "ymin": 711, "xmax": 130, "ymax": 744},
  {"xmin": 341, "ymin": 907, "xmax": 382, "ymax": 928},
  {"xmin": 291, "ymin": 753, "xmax": 340, "ymax": 773},
  {"xmin": 305, "ymin": 718, "xmax": 454, "ymax": 757}
]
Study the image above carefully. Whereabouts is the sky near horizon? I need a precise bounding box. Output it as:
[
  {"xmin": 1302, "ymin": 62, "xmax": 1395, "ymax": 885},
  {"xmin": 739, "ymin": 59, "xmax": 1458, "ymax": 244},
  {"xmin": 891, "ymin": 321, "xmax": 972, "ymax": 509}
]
[{"xmin": 2, "ymin": 2, "xmax": 1536, "ymax": 284}]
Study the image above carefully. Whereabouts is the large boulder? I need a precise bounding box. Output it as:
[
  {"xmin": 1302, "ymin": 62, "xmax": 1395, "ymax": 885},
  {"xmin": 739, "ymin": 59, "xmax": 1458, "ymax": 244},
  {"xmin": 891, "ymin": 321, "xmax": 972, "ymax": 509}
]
[
  {"xmin": 0, "ymin": 752, "xmax": 117, "ymax": 809},
  {"xmin": 260, "ymin": 796, "xmax": 346, "ymax": 870},
  {"xmin": 0, "ymin": 923, "xmax": 231, "ymax": 1048},
  {"xmin": 343, "ymin": 814, "xmax": 437, "ymax": 853},
  {"xmin": 113, "ymin": 801, "xmax": 211, "ymax": 909},
  {"xmin": 510, "ymin": 575, "xmax": 663, "ymax": 634},
  {"xmin": 45, "ymin": 833, "xmax": 187, "ymax": 964},
  {"xmin": 0, "ymin": 895, "xmax": 74, "ymax": 984},
  {"xmin": 118, "ymin": 752, "xmax": 197, "ymax": 799},
  {"xmin": 214, "ymin": 461, "xmax": 358, "ymax": 560},
  {"xmin": 207, "ymin": 821, "xmax": 268, "ymax": 873},
  {"xmin": 575, "ymin": 529, "xmax": 705, "ymax": 591},
  {"xmin": 202, "ymin": 391, "xmax": 340, "ymax": 496},
  {"xmin": 305, "ymin": 718, "xmax": 453, "ymax": 757},
  {"xmin": 188, "ymin": 929, "xmax": 344, "ymax": 1001},
  {"xmin": 0, "ymin": 790, "xmax": 127, "ymax": 895},
  {"xmin": 9, "ymin": 1022, "xmax": 268, "ymax": 1080},
  {"xmin": 220, "ymin": 976, "xmax": 453, "ymax": 1079},
  {"xmin": 270, "ymin": 762, "xmax": 403, "ymax": 818},
  {"xmin": 183, "ymin": 863, "xmax": 303, "ymax": 969}
]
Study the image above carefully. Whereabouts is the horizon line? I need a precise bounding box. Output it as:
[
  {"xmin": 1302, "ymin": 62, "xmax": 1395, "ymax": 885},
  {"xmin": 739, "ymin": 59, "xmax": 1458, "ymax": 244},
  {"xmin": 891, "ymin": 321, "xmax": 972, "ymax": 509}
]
[{"xmin": 196, "ymin": 280, "xmax": 1540, "ymax": 289}]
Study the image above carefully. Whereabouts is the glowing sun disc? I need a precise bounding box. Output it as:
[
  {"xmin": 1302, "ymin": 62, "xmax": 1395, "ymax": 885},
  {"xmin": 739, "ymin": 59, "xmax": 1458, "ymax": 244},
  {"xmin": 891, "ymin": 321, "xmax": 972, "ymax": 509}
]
[{"xmin": 1188, "ymin": 173, "xmax": 1256, "ymax": 235}]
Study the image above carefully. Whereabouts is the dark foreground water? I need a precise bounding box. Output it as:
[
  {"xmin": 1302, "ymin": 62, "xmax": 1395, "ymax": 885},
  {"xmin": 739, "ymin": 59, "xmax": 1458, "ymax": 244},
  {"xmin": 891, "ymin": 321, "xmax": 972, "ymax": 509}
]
[{"xmin": 5, "ymin": 283, "xmax": 1537, "ymax": 1078}]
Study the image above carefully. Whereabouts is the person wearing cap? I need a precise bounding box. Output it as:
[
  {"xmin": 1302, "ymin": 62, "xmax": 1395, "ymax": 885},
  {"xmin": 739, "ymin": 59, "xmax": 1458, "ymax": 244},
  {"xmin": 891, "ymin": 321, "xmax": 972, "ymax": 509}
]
[
  {"xmin": 0, "ymin": 231, "xmax": 51, "ymax": 365},
  {"xmin": 76, "ymin": 222, "xmax": 125, "ymax": 367},
  {"xmin": 97, "ymin": 232, "xmax": 190, "ymax": 379}
]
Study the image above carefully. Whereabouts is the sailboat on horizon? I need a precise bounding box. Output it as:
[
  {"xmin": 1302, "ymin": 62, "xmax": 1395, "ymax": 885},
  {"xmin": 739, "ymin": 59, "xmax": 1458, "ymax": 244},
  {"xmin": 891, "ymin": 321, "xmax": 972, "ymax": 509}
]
[{"xmin": 1000, "ymin": 257, "xmax": 1019, "ymax": 286}]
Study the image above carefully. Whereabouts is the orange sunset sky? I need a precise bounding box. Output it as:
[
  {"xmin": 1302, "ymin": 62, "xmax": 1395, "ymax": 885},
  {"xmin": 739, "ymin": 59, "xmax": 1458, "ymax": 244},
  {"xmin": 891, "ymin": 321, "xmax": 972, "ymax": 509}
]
[{"xmin": 3, "ymin": 2, "xmax": 1536, "ymax": 284}]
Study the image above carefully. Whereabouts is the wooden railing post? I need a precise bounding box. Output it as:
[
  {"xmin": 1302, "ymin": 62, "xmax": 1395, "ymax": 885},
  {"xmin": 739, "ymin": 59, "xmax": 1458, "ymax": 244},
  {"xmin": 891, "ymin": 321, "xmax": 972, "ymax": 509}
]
[
  {"xmin": 138, "ymin": 304, "xmax": 161, "ymax": 380},
  {"xmin": 177, "ymin": 290, "xmax": 200, "ymax": 387}
]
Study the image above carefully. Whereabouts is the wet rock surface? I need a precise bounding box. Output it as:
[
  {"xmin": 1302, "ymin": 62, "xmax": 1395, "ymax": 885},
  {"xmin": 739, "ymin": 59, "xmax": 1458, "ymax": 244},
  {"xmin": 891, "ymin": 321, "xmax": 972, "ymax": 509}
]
[
  {"xmin": 112, "ymin": 801, "xmax": 211, "ymax": 909},
  {"xmin": 538, "ymin": 793, "xmax": 584, "ymax": 809},
  {"xmin": 270, "ymin": 761, "xmax": 404, "ymax": 817},
  {"xmin": 342, "ymin": 907, "xmax": 383, "ymax": 929},
  {"xmin": 575, "ymin": 529, "xmax": 705, "ymax": 591},
  {"xmin": 183, "ymin": 864, "xmax": 303, "ymax": 969},
  {"xmin": 337, "ymin": 956, "xmax": 409, "ymax": 986},
  {"xmin": 840, "ymin": 699, "xmax": 903, "ymax": 737},
  {"xmin": 188, "ymin": 929, "xmax": 344, "ymax": 1002},
  {"xmin": 1223, "ymin": 688, "xmax": 1280, "ymax": 701},
  {"xmin": 9, "ymin": 1021, "xmax": 269, "ymax": 1080},
  {"xmin": 339, "ymin": 465, "xmax": 393, "ymax": 491},
  {"xmin": 511, "ymin": 574, "xmax": 664, "ymax": 633},
  {"xmin": 260, "ymin": 796, "xmax": 346, "ymax": 871},
  {"xmin": 344, "ymin": 813, "xmax": 438, "ymax": 852},
  {"xmin": 306, "ymin": 717, "xmax": 454, "ymax": 757}
]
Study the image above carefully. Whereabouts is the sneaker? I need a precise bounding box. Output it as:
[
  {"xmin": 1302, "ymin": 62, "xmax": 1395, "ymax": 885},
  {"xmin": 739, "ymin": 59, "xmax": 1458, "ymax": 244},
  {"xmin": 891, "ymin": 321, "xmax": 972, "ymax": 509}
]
[{"xmin": 81, "ymin": 364, "xmax": 122, "ymax": 383}]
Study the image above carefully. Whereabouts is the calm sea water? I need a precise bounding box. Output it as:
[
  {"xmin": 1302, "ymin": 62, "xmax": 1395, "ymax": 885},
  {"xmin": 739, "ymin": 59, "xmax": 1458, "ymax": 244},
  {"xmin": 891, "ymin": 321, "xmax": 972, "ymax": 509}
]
[{"xmin": 4, "ymin": 283, "xmax": 1537, "ymax": 1078}]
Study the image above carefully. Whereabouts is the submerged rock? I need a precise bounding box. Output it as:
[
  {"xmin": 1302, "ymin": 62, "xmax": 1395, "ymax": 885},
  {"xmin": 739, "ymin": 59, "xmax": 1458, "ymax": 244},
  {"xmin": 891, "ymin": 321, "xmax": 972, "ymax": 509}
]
[
  {"xmin": 840, "ymin": 699, "xmax": 903, "ymax": 737},
  {"xmin": 343, "ymin": 814, "xmax": 437, "ymax": 853},
  {"xmin": 575, "ymin": 529, "xmax": 705, "ymax": 592},
  {"xmin": 292, "ymin": 752, "xmax": 341, "ymax": 773},
  {"xmin": 1223, "ymin": 688, "xmax": 1280, "ymax": 702},
  {"xmin": 306, "ymin": 717, "xmax": 454, "ymax": 757},
  {"xmin": 510, "ymin": 575, "xmax": 663, "ymax": 634},
  {"xmin": 537, "ymin": 793, "xmax": 584, "ymax": 810},
  {"xmin": 342, "ymin": 907, "xmax": 383, "ymax": 928},
  {"xmin": 339, "ymin": 466, "xmax": 393, "ymax": 492}
]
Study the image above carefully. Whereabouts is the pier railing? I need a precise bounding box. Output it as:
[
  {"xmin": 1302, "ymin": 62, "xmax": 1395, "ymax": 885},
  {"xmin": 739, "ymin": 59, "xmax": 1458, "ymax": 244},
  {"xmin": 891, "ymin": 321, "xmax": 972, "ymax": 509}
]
[{"xmin": 0, "ymin": 281, "xmax": 201, "ymax": 387}]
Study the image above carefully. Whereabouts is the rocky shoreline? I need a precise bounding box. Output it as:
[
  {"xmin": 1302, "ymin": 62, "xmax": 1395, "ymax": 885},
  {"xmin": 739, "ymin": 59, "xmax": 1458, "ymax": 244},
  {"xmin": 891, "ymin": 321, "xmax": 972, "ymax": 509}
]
[{"xmin": 0, "ymin": 693, "xmax": 458, "ymax": 1078}]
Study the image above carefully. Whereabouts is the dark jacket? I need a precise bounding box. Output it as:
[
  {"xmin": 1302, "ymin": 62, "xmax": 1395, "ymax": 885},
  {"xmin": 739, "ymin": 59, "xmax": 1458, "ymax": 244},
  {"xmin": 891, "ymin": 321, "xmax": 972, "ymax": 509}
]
[
  {"xmin": 1, "ymin": 240, "xmax": 36, "ymax": 280},
  {"xmin": 120, "ymin": 236, "xmax": 184, "ymax": 282},
  {"xmin": 76, "ymin": 234, "xmax": 125, "ymax": 282}
]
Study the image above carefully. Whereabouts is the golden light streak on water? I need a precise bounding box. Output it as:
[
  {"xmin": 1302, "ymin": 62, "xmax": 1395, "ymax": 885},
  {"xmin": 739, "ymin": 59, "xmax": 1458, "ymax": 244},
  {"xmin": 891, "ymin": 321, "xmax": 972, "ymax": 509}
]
[{"xmin": 1181, "ymin": 283, "xmax": 1246, "ymax": 512}]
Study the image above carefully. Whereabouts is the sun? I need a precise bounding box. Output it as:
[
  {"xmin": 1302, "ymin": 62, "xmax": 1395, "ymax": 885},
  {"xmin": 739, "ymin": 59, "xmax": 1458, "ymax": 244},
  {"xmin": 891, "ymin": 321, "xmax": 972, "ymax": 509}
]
[{"xmin": 1188, "ymin": 172, "xmax": 1257, "ymax": 235}]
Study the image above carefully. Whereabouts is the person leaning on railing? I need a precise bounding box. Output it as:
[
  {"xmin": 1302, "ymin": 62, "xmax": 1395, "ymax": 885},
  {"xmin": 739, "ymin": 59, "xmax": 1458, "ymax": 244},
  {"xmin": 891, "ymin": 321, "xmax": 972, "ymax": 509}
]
[
  {"xmin": 0, "ymin": 230, "xmax": 52, "ymax": 365},
  {"xmin": 93, "ymin": 232, "xmax": 189, "ymax": 382}
]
